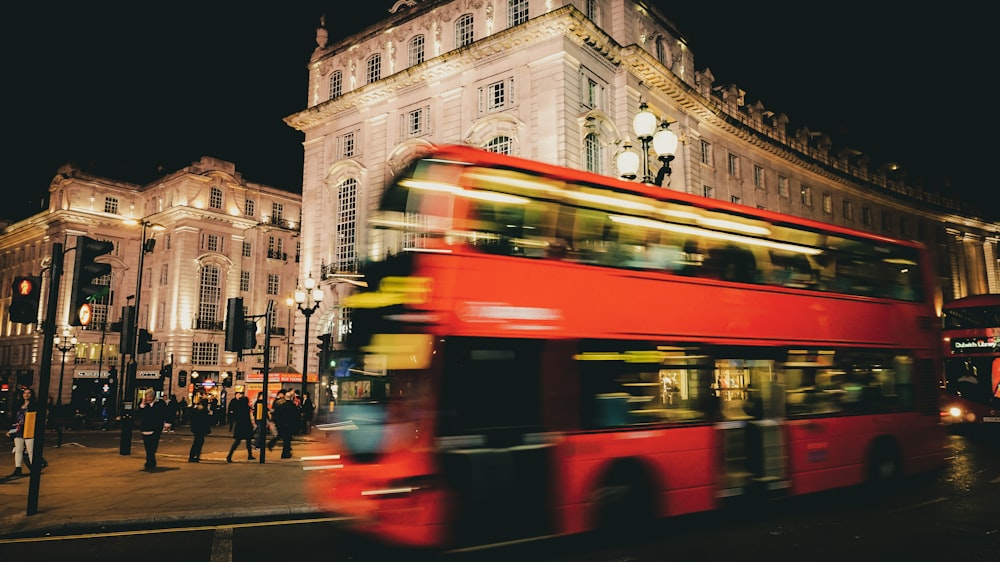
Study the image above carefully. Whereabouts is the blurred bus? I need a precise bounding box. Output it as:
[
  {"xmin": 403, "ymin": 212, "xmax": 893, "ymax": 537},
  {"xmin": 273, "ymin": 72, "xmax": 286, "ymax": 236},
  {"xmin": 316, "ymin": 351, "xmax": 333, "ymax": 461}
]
[
  {"xmin": 939, "ymin": 294, "xmax": 1000, "ymax": 425},
  {"xmin": 310, "ymin": 145, "xmax": 948, "ymax": 551}
]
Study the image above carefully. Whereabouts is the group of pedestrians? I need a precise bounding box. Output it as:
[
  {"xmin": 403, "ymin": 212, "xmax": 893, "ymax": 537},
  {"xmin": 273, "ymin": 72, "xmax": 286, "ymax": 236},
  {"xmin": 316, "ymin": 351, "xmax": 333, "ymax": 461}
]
[{"xmin": 133, "ymin": 387, "xmax": 316, "ymax": 470}]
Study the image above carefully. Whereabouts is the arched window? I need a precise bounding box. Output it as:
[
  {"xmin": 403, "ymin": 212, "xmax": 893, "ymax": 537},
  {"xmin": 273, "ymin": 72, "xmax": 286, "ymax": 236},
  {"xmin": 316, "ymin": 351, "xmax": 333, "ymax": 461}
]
[
  {"xmin": 508, "ymin": 0, "xmax": 529, "ymax": 27},
  {"xmin": 338, "ymin": 179, "xmax": 359, "ymax": 272},
  {"xmin": 484, "ymin": 136, "xmax": 513, "ymax": 155},
  {"xmin": 366, "ymin": 54, "xmax": 381, "ymax": 84},
  {"xmin": 209, "ymin": 186, "xmax": 222, "ymax": 209},
  {"xmin": 584, "ymin": 133, "xmax": 602, "ymax": 174},
  {"xmin": 329, "ymin": 70, "xmax": 342, "ymax": 100},
  {"xmin": 408, "ymin": 35, "xmax": 425, "ymax": 66},
  {"xmin": 198, "ymin": 264, "xmax": 221, "ymax": 329},
  {"xmin": 456, "ymin": 14, "xmax": 474, "ymax": 48}
]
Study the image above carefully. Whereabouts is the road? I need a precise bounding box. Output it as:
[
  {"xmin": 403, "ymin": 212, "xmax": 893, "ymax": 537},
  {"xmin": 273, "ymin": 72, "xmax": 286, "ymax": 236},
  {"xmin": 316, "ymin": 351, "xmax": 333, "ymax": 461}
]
[{"xmin": 1, "ymin": 426, "xmax": 997, "ymax": 561}]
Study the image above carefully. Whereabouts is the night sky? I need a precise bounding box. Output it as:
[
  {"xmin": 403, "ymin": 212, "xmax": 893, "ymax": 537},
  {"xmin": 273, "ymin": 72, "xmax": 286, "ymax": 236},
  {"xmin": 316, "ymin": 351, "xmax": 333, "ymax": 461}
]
[{"xmin": 6, "ymin": 2, "xmax": 990, "ymax": 223}]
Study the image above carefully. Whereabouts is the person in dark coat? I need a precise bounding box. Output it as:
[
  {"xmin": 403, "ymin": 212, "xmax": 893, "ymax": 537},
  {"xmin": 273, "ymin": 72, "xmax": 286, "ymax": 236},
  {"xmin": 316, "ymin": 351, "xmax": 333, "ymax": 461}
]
[
  {"xmin": 225, "ymin": 391, "xmax": 256, "ymax": 462},
  {"xmin": 187, "ymin": 393, "xmax": 212, "ymax": 462},
  {"xmin": 136, "ymin": 388, "xmax": 167, "ymax": 470},
  {"xmin": 266, "ymin": 389, "xmax": 297, "ymax": 459}
]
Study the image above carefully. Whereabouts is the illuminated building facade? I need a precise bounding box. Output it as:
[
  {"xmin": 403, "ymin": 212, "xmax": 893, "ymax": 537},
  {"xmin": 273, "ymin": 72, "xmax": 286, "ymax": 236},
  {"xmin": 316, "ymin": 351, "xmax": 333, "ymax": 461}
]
[{"xmin": 0, "ymin": 157, "xmax": 302, "ymax": 415}]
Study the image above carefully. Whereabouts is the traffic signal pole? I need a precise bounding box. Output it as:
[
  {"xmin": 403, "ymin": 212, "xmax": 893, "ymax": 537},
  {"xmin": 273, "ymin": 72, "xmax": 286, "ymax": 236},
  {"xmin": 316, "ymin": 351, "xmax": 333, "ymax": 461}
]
[
  {"xmin": 120, "ymin": 223, "xmax": 154, "ymax": 455},
  {"xmin": 26, "ymin": 242, "xmax": 62, "ymax": 516}
]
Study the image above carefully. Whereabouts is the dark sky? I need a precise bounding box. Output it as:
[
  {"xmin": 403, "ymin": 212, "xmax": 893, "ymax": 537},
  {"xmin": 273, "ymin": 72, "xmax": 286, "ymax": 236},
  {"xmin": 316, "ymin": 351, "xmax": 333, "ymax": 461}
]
[{"xmin": 7, "ymin": 2, "xmax": 989, "ymax": 223}]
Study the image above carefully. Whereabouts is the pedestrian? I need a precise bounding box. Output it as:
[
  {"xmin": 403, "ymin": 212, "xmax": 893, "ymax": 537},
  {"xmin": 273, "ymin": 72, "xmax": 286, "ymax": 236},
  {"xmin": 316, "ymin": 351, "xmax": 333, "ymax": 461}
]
[
  {"xmin": 177, "ymin": 395, "xmax": 189, "ymax": 426},
  {"xmin": 163, "ymin": 394, "xmax": 178, "ymax": 433},
  {"xmin": 266, "ymin": 389, "xmax": 297, "ymax": 458},
  {"xmin": 136, "ymin": 388, "xmax": 166, "ymax": 470},
  {"xmin": 187, "ymin": 393, "xmax": 212, "ymax": 462},
  {"xmin": 6, "ymin": 387, "xmax": 40, "ymax": 477},
  {"xmin": 253, "ymin": 393, "xmax": 269, "ymax": 450},
  {"xmin": 225, "ymin": 391, "xmax": 256, "ymax": 462},
  {"xmin": 301, "ymin": 391, "xmax": 316, "ymax": 434}
]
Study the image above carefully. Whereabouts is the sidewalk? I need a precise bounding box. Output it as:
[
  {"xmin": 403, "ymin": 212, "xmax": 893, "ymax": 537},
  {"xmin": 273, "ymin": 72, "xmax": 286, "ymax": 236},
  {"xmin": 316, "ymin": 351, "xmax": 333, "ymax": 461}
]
[{"xmin": 0, "ymin": 429, "xmax": 332, "ymax": 538}]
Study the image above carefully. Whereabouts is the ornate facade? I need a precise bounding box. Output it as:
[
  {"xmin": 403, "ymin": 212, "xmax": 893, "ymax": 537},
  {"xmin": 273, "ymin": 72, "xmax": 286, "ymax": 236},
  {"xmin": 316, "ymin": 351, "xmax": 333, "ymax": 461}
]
[
  {"xmin": 0, "ymin": 157, "xmax": 302, "ymax": 416},
  {"xmin": 286, "ymin": 0, "xmax": 998, "ymax": 359}
]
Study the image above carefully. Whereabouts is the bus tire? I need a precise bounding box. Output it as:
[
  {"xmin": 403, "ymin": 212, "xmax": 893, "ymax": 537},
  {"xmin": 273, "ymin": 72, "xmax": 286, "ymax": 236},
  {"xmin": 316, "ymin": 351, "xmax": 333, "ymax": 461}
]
[
  {"xmin": 866, "ymin": 438, "xmax": 902, "ymax": 492},
  {"xmin": 591, "ymin": 459, "xmax": 656, "ymax": 542}
]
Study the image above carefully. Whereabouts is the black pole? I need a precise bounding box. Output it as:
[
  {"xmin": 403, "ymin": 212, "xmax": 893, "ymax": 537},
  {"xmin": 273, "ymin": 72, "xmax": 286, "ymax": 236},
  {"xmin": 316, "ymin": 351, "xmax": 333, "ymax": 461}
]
[
  {"xmin": 259, "ymin": 300, "xmax": 273, "ymax": 463},
  {"xmin": 27, "ymin": 242, "xmax": 62, "ymax": 515}
]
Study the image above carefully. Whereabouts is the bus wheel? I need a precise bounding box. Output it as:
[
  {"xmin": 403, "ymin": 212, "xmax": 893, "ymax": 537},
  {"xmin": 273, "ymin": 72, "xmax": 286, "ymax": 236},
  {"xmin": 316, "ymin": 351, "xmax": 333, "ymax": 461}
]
[
  {"xmin": 867, "ymin": 439, "xmax": 902, "ymax": 492},
  {"xmin": 591, "ymin": 460, "xmax": 655, "ymax": 542}
]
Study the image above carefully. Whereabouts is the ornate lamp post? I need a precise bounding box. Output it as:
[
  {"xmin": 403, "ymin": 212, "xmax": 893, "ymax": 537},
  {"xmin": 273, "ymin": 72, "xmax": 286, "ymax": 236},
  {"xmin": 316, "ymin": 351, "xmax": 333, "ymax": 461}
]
[
  {"xmin": 293, "ymin": 275, "xmax": 324, "ymax": 396},
  {"xmin": 53, "ymin": 327, "xmax": 78, "ymax": 406},
  {"xmin": 617, "ymin": 100, "xmax": 679, "ymax": 186}
]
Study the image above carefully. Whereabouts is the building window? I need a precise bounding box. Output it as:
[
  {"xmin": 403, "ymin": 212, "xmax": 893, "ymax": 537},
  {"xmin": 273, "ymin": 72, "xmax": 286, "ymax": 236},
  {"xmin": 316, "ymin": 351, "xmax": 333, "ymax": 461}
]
[
  {"xmin": 487, "ymin": 79, "xmax": 506, "ymax": 112},
  {"xmin": 240, "ymin": 270, "xmax": 250, "ymax": 292},
  {"xmin": 408, "ymin": 35, "xmax": 425, "ymax": 66},
  {"xmin": 267, "ymin": 273, "xmax": 279, "ymax": 296},
  {"xmin": 801, "ymin": 185, "xmax": 812, "ymax": 207},
  {"xmin": 209, "ymin": 186, "xmax": 223, "ymax": 209},
  {"xmin": 727, "ymin": 153, "xmax": 740, "ymax": 177},
  {"xmin": 191, "ymin": 342, "xmax": 219, "ymax": 365},
  {"xmin": 329, "ymin": 70, "xmax": 342, "ymax": 100},
  {"xmin": 338, "ymin": 179, "xmax": 358, "ymax": 272},
  {"xmin": 198, "ymin": 264, "xmax": 221, "ymax": 330},
  {"xmin": 271, "ymin": 202, "xmax": 284, "ymax": 222},
  {"xmin": 584, "ymin": 133, "xmax": 602, "ymax": 174},
  {"xmin": 484, "ymin": 136, "xmax": 513, "ymax": 155},
  {"xmin": 731, "ymin": 196, "xmax": 741, "ymax": 205},
  {"xmin": 580, "ymin": 67, "xmax": 606, "ymax": 110},
  {"xmin": 456, "ymin": 14, "xmax": 474, "ymax": 48},
  {"xmin": 843, "ymin": 200, "xmax": 854, "ymax": 221},
  {"xmin": 862, "ymin": 206, "xmax": 873, "ymax": 227},
  {"xmin": 753, "ymin": 165, "xmax": 765, "ymax": 189},
  {"xmin": 586, "ymin": 0, "xmax": 598, "ymax": 21},
  {"xmin": 700, "ymin": 140, "xmax": 712, "ymax": 166},
  {"xmin": 244, "ymin": 199, "xmax": 255, "ymax": 216},
  {"xmin": 778, "ymin": 175, "xmax": 789, "ymax": 198},
  {"xmin": 822, "ymin": 193, "xmax": 833, "ymax": 215},
  {"xmin": 366, "ymin": 53, "xmax": 381, "ymax": 84},
  {"xmin": 703, "ymin": 185, "xmax": 713, "ymax": 199},
  {"xmin": 881, "ymin": 211, "xmax": 892, "ymax": 232},
  {"xmin": 104, "ymin": 197, "xmax": 119, "ymax": 214},
  {"xmin": 401, "ymin": 106, "xmax": 430, "ymax": 137},
  {"xmin": 267, "ymin": 236, "xmax": 285, "ymax": 260},
  {"xmin": 242, "ymin": 241, "xmax": 251, "ymax": 258},
  {"xmin": 508, "ymin": 0, "xmax": 529, "ymax": 27},
  {"xmin": 206, "ymin": 234, "xmax": 219, "ymax": 252},
  {"xmin": 900, "ymin": 217, "xmax": 910, "ymax": 238},
  {"xmin": 159, "ymin": 264, "xmax": 168, "ymax": 286},
  {"xmin": 341, "ymin": 131, "xmax": 356, "ymax": 158}
]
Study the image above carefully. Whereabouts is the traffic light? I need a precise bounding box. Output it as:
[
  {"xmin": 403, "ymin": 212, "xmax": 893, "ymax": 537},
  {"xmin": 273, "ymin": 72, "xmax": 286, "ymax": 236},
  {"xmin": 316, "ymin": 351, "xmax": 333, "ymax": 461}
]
[
  {"xmin": 160, "ymin": 363, "xmax": 172, "ymax": 380},
  {"xmin": 244, "ymin": 320, "xmax": 258, "ymax": 349},
  {"xmin": 137, "ymin": 329, "xmax": 154, "ymax": 354},
  {"xmin": 119, "ymin": 306, "xmax": 135, "ymax": 355},
  {"xmin": 224, "ymin": 297, "xmax": 245, "ymax": 351},
  {"xmin": 69, "ymin": 236, "xmax": 114, "ymax": 326},
  {"xmin": 10, "ymin": 276, "xmax": 41, "ymax": 324},
  {"xmin": 316, "ymin": 333, "xmax": 332, "ymax": 352}
]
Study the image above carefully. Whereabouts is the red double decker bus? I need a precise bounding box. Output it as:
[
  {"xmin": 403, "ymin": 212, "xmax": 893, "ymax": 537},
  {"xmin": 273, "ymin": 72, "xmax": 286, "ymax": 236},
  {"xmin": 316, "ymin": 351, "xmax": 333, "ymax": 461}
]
[
  {"xmin": 310, "ymin": 145, "xmax": 948, "ymax": 551},
  {"xmin": 939, "ymin": 294, "xmax": 1000, "ymax": 425}
]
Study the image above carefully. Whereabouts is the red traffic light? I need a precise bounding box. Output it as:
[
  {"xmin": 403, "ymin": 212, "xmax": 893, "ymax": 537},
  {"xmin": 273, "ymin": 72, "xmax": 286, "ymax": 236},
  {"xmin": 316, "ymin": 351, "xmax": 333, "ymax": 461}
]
[
  {"xmin": 16, "ymin": 277, "xmax": 37, "ymax": 296},
  {"xmin": 10, "ymin": 275, "xmax": 42, "ymax": 324}
]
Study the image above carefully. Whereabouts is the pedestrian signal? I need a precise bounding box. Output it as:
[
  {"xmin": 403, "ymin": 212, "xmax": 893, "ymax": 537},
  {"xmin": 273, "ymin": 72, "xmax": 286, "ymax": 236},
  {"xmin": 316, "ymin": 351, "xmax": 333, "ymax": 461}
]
[{"xmin": 10, "ymin": 276, "xmax": 41, "ymax": 324}]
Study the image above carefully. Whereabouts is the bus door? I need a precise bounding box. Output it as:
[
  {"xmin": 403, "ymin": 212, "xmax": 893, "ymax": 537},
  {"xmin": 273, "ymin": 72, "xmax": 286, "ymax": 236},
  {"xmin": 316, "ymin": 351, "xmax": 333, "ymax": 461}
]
[
  {"xmin": 436, "ymin": 337, "xmax": 554, "ymax": 547},
  {"xmin": 716, "ymin": 357, "xmax": 788, "ymax": 498}
]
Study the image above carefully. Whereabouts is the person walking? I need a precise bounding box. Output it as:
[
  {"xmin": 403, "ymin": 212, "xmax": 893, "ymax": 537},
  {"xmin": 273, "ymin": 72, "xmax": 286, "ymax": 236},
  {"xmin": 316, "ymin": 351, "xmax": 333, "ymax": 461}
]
[
  {"xmin": 163, "ymin": 394, "xmax": 178, "ymax": 433},
  {"xmin": 266, "ymin": 389, "xmax": 297, "ymax": 458},
  {"xmin": 253, "ymin": 392, "xmax": 269, "ymax": 450},
  {"xmin": 225, "ymin": 391, "xmax": 256, "ymax": 462},
  {"xmin": 6, "ymin": 387, "xmax": 39, "ymax": 477},
  {"xmin": 187, "ymin": 393, "xmax": 212, "ymax": 462},
  {"xmin": 301, "ymin": 391, "xmax": 316, "ymax": 434},
  {"xmin": 136, "ymin": 388, "xmax": 166, "ymax": 470}
]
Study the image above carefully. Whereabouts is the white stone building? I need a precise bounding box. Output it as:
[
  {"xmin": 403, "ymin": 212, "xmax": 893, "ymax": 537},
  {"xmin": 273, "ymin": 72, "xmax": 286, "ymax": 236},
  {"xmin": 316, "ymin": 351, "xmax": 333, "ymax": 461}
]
[{"xmin": 0, "ymin": 157, "xmax": 302, "ymax": 419}]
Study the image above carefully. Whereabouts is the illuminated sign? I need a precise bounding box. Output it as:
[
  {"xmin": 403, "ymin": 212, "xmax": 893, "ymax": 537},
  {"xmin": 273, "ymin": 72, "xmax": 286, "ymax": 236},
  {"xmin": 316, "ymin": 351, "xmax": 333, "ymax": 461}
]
[
  {"xmin": 77, "ymin": 303, "xmax": 92, "ymax": 326},
  {"xmin": 951, "ymin": 336, "xmax": 998, "ymax": 354}
]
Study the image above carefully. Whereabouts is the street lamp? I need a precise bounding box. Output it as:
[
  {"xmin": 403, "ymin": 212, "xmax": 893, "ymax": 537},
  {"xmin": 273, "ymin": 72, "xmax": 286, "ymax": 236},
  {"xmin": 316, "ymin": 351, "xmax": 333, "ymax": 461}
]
[
  {"xmin": 293, "ymin": 275, "xmax": 324, "ymax": 396},
  {"xmin": 617, "ymin": 100, "xmax": 679, "ymax": 186},
  {"xmin": 119, "ymin": 217, "xmax": 165, "ymax": 455},
  {"xmin": 53, "ymin": 327, "xmax": 78, "ymax": 406}
]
